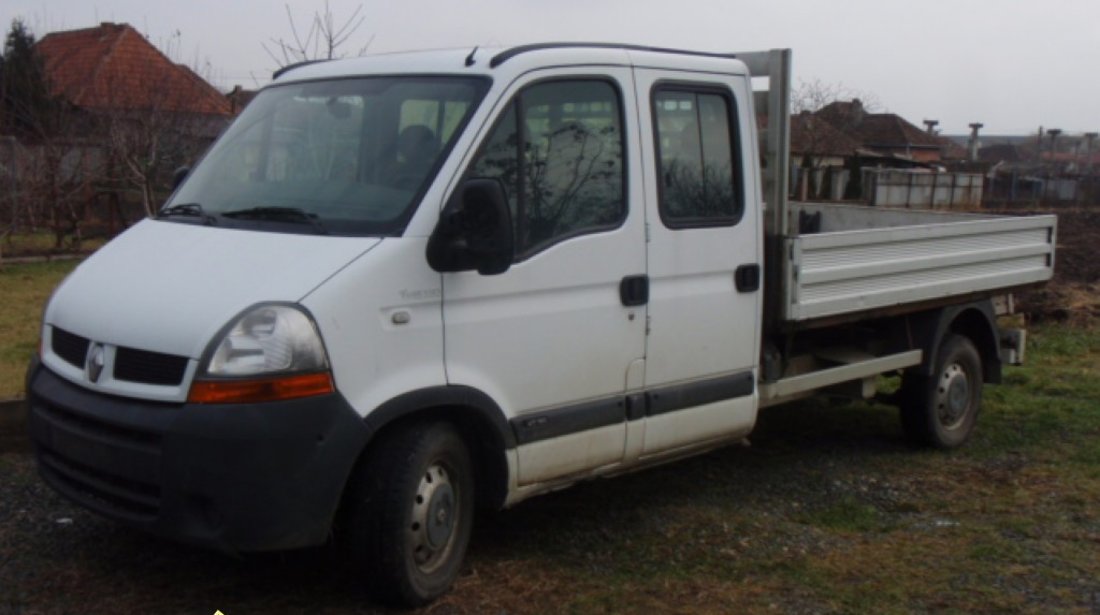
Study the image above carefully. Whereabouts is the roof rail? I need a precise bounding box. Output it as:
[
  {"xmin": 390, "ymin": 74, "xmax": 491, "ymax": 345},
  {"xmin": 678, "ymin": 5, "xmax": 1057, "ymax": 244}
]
[
  {"xmin": 489, "ymin": 43, "xmax": 737, "ymax": 68},
  {"xmin": 272, "ymin": 59, "xmax": 330, "ymax": 81}
]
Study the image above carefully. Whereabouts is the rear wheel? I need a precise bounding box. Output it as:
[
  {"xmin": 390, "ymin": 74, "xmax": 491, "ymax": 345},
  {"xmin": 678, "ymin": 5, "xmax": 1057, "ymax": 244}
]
[
  {"xmin": 900, "ymin": 334, "xmax": 983, "ymax": 449},
  {"xmin": 342, "ymin": 421, "xmax": 474, "ymax": 607}
]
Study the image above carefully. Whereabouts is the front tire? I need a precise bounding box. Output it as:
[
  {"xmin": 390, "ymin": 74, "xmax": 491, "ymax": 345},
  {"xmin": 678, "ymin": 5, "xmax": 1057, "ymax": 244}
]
[
  {"xmin": 900, "ymin": 334, "xmax": 983, "ymax": 449},
  {"xmin": 342, "ymin": 421, "xmax": 474, "ymax": 607}
]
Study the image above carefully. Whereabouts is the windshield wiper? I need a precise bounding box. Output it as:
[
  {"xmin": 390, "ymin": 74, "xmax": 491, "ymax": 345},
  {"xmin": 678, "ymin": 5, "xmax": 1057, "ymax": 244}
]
[
  {"xmin": 221, "ymin": 206, "xmax": 328, "ymax": 235},
  {"xmin": 158, "ymin": 202, "xmax": 217, "ymax": 225}
]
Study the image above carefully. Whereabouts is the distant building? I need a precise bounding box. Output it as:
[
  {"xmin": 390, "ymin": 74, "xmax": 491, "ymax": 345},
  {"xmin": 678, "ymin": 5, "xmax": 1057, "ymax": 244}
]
[
  {"xmin": 787, "ymin": 100, "xmax": 984, "ymax": 206},
  {"xmin": 26, "ymin": 23, "xmax": 233, "ymax": 225},
  {"xmin": 36, "ymin": 22, "xmax": 231, "ymax": 129},
  {"xmin": 975, "ymin": 133, "xmax": 1100, "ymax": 205},
  {"xmin": 790, "ymin": 111, "xmax": 861, "ymax": 168},
  {"xmin": 814, "ymin": 99, "xmax": 960, "ymax": 164}
]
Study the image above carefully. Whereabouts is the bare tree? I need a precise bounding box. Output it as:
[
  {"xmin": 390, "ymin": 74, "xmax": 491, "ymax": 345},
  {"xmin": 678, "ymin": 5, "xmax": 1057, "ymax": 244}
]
[
  {"xmin": 97, "ymin": 65, "xmax": 228, "ymax": 218},
  {"xmin": 263, "ymin": 2, "xmax": 373, "ymax": 68},
  {"xmin": 791, "ymin": 78, "xmax": 882, "ymax": 168},
  {"xmin": 0, "ymin": 19, "xmax": 98, "ymax": 248},
  {"xmin": 788, "ymin": 79, "xmax": 884, "ymax": 200},
  {"xmin": 792, "ymin": 78, "xmax": 882, "ymax": 117}
]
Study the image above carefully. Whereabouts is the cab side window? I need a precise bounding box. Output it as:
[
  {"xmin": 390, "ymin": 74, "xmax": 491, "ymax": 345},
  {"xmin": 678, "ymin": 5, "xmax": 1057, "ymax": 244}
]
[
  {"xmin": 652, "ymin": 87, "xmax": 743, "ymax": 227},
  {"xmin": 470, "ymin": 79, "xmax": 625, "ymax": 259}
]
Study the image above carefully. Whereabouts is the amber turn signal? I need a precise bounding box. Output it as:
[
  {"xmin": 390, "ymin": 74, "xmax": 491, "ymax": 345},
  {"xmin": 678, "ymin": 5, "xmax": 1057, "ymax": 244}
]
[{"xmin": 188, "ymin": 372, "xmax": 334, "ymax": 404}]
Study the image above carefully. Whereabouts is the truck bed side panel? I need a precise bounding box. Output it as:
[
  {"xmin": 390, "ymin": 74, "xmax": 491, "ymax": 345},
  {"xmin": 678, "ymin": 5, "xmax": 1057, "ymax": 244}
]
[{"xmin": 786, "ymin": 215, "xmax": 1056, "ymax": 321}]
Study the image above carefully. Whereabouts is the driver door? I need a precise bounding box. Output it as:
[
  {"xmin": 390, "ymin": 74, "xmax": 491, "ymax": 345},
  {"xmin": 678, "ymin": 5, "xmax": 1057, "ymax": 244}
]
[{"xmin": 440, "ymin": 68, "xmax": 647, "ymax": 485}]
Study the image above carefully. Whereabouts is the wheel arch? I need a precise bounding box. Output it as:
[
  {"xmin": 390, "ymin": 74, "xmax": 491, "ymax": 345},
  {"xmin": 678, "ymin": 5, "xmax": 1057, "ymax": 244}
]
[
  {"xmin": 910, "ymin": 300, "xmax": 1002, "ymax": 384},
  {"xmin": 359, "ymin": 385, "xmax": 514, "ymax": 511}
]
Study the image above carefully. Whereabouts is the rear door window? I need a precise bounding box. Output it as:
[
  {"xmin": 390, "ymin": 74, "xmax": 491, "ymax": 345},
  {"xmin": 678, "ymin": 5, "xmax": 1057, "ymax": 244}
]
[{"xmin": 652, "ymin": 87, "xmax": 743, "ymax": 228}]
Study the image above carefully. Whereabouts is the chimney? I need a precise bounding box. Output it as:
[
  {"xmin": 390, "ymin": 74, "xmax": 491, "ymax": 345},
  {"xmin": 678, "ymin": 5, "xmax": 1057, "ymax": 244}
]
[
  {"xmin": 1048, "ymin": 129, "xmax": 1062, "ymax": 155},
  {"xmin": 924, "ymin": 119, "xmax": 939, "ymax": 135},
  {"xmin": 968, "ymin": 123, "xmax": 983, "ymax": 162}
]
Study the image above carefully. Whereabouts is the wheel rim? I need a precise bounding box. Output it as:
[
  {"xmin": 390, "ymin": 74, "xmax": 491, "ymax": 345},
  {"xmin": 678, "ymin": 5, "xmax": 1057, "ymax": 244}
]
[
  {"xmin": 935, "ymin": 362, "xmax": 971, "ymax": 431},
  {"xmin": 409, "ymin": 462, "xmax": 459, "ymax": 574}
]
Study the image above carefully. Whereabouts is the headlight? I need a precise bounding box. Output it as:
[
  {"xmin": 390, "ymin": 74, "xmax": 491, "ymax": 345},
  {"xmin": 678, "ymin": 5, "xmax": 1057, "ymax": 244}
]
[
  {"xmin": 189, "ymin": 304, "xmax": 334, "ymax": 404},
  {"xmin": 205, "ymin": 305, "xmax": 328, "ymax": 376}
]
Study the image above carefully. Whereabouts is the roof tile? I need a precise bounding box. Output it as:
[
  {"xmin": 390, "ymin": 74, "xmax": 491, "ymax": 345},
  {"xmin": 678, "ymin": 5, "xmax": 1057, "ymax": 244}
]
[{"xmin": 36, "ymin": 23, "xmax": 231, "ymax": 116}]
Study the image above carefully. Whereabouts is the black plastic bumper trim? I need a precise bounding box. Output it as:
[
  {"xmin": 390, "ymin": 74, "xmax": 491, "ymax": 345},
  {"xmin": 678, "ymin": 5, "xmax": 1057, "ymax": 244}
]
[{"xmin": 28, "ymin": 364, "xmax": 369, "ymax": 552}]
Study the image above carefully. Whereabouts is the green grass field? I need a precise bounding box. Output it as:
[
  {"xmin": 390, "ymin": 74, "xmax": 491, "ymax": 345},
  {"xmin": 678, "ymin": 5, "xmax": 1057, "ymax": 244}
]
[
  {"xmin": 0, "ymin": 260, "xmax": 80, "ymax": 397},
  {"xmin": 1, "ymin": 231, "xmax": 108, "ymax": 259}
]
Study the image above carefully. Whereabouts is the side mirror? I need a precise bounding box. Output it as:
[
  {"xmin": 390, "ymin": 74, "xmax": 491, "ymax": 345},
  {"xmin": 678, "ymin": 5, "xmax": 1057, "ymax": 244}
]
[
  {"xmin": 172, "ymin": 166, "xmax": 191, "ymax": 191},
  {"xmin": 427, "ymin": 178, "xmax": 514, "ymax": 275}
]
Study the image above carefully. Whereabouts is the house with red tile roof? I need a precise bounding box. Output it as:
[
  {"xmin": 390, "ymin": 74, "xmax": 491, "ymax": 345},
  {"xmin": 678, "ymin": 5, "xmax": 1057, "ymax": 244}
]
[
  {"xmin": 20, "ymin": 23, "xmax": 234, "ymax": 221},
  {"xmin": 35, "ymin": 22, "xmax": 231, "ymax": 119},
  {"xmin": 789, "ymin": 100, "xmax": 986, "ymax": 205},
  {"xmin": 790, "ymin": 111, "xmax": 862, "ymax": 168},
  {"xmin": 815, "ymin": 99, "xmax": 960, "ymax": 164}
]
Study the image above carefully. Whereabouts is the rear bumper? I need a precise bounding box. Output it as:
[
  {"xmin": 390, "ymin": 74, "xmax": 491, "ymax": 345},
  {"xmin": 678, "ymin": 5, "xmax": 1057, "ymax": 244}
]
[{"xmin": 26, "ymin": 359, "xmax": 369, "ymax": 552}]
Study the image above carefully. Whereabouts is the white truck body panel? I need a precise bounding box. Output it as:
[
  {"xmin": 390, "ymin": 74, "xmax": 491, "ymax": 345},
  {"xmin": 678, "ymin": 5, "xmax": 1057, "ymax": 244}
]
[
  {"xmin": 40, "ymin": 220, "xmax": 378, "ymax": 402},
  {"xmin": 784, "ymin": 205, "xmax": 1057, "ymax": 321},
  {"xmin": 631, "ymin": 64, "xmax": 763, "ymax": 454},
  {"xmin": 299, "ymin": 237, "xmax": 448, "ymax": 417}
]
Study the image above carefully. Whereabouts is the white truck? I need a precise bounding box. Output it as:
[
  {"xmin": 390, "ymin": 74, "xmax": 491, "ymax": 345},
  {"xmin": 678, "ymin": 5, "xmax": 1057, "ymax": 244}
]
[{"xmin": 26, "ymin": 45, "xmax": 1055, "ymax": 606}]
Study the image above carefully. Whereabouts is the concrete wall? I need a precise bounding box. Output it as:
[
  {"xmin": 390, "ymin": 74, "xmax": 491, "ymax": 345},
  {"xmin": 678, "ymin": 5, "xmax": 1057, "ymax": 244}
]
[{"xmin": 864, "ymin": 169, "xmax": 983, "ymax": 209}]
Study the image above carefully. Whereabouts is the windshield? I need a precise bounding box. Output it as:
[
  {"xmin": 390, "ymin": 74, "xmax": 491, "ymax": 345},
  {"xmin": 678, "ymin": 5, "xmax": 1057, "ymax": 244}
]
[{"xmin": 166, "ymin": 76, "xmax": 488, "ymax": 235}]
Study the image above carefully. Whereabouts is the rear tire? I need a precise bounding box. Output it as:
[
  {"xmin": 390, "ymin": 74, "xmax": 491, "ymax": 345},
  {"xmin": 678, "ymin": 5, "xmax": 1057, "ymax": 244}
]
[
  {"xmin": 900, "ymin": 334, "xmax": 983, "ymax": 449},
  {"xmin": 342, "ymin": 421, "xmax": 474, "ymax": 607}
]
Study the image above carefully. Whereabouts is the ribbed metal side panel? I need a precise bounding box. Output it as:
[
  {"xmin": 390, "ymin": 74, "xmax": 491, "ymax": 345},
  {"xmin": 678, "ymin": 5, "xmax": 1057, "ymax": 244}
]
[{"xmin": 786, "ymin": 215, "xmax": 1056, "ymax": 321}]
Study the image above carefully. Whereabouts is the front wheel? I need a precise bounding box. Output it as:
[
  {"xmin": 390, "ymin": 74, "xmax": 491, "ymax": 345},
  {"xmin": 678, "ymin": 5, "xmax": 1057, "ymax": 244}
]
[
  {"xmin": 900, "ymin": 334, "xmax": 983, "ymax": 449},
  {"xmin": 342, "ymin": 421, "xmax": 474, "ymax": 607}
]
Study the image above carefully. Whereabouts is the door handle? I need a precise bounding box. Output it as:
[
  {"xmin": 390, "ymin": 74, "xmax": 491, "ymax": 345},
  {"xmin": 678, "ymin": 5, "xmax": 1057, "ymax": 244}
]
[
  {"xmin": 620, "ymin": 274, "xmax": 649, "ymax": 306},
  {"xmin": 735, "ymin": 264, "xmax": 760, "ymax": 293}
]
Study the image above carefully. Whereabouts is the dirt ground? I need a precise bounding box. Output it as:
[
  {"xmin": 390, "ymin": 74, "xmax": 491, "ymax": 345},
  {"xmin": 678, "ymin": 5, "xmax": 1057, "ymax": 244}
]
[{"xmin": 1013, "ymin": 207, "xmax": 1100, "ymax": 324}]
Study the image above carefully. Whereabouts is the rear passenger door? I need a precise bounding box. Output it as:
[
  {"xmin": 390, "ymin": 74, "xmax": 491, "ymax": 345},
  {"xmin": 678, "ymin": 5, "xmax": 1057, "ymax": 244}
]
[
  {"xmin": 632, "ymin": 69, "xmax": 763, "ymax": 456},
  {"xmin": 441, "ymin": 68, "xmax": 648, "ymax": 485}
]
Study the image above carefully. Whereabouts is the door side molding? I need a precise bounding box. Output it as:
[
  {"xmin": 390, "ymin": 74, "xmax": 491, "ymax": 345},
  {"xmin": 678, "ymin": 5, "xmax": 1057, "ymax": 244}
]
[
  {"xmin": 646, "ymin": 371, "xmax": 755, "ymax": 416},
  {"xmin": 508, "ymin": 370, "xmax": 756, "ymax": 445}
]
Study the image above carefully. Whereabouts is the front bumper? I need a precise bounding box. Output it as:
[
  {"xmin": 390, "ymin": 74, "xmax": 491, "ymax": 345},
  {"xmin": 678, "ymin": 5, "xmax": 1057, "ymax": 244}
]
[{"xmin": 26, "ymin": 359, "xmax": 369, "ymax": 551}]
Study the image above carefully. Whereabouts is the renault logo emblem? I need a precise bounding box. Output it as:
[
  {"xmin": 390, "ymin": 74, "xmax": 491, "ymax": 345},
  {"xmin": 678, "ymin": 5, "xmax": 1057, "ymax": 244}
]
[{"xmin": 86, "ymin": 344, "xmax": 105, "ymax": 383}]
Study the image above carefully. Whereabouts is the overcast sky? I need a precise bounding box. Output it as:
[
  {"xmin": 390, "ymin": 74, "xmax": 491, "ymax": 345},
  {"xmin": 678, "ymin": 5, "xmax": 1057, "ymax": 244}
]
[{"xmin": 3, "ymin": 0, "xmax": 1098, "ymax": 136}]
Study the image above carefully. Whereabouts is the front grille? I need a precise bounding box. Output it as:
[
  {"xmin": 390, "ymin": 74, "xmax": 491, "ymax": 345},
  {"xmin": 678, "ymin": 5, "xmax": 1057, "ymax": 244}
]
[
  {"xmin": 51, "ymin": 327, "xmax": 89, "ymax": 367},
  {"xmin": 31, "ymin": 401, "xmax": 162, "ymax": 521},
  {"xmin": 114, "ymin": 347, "xmax": 189, "ymax": 386}
]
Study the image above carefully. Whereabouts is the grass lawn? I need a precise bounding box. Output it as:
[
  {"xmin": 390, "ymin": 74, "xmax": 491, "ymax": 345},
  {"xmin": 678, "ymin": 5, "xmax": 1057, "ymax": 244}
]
[
  {"xmin": 0, "ymin": 260, "xmax": 80, "ymax": 398},
  {"xmin": 1, "ymin": 231, "xmax": 108, "ymax": 259}
]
